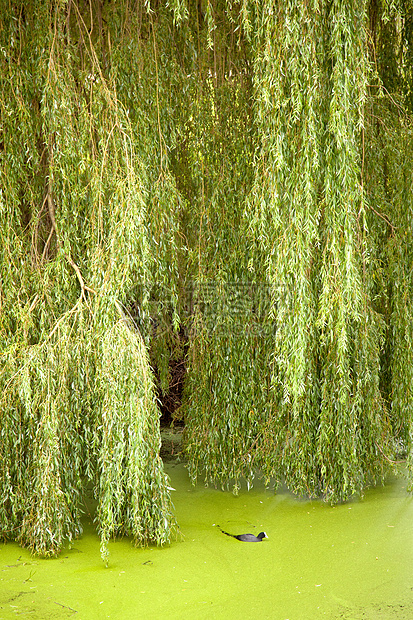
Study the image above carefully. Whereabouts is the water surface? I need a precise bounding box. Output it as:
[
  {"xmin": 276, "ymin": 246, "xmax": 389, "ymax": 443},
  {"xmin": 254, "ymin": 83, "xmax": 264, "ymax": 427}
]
[{"xmin": 1, "ymin": 463, "xmax": 412, "ymax": 619}]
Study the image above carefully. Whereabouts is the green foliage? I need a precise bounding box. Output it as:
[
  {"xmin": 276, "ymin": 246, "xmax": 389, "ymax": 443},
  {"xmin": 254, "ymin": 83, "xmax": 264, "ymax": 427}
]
[
  {"xmin": 182, "ymin": 0, "xmax": 412, "ymax": 501},
  {"xmin": 0, "ymin": 0, "xmax": 178, "ymax": 561}
]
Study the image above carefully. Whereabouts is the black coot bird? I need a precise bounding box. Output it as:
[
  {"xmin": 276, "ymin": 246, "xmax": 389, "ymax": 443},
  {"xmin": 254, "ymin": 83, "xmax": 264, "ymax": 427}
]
[{"xmin": 217, "ymin": 526, "xmax": 267, "ymax": 542}]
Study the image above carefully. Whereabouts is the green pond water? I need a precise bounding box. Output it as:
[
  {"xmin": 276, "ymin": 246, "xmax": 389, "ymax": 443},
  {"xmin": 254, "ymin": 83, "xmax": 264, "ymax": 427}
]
[{"xmin": 1, "ymin": 460, "xmax": 413, "ymax": 620}]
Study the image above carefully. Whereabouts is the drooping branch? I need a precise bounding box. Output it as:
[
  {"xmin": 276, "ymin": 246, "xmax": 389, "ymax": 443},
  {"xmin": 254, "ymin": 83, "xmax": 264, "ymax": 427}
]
[{"xmin": 46, "ymin": 186, "xmax": 96, "ymax": 300}]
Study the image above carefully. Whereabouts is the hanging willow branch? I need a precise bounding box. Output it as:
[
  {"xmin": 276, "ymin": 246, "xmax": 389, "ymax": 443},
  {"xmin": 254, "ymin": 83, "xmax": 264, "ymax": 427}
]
[
  {"xmin": 46, "ymin": 186, "xmax": 96, "ymax": 302},
  {"xmin": 0, "ymin": 0, "xmax": 179, "ymax": 561}
]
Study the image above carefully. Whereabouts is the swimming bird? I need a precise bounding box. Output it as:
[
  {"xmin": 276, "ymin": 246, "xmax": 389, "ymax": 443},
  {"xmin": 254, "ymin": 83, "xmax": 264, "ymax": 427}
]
[{"xmin": 217, "ymin": 526, "xmax": 267, "ymax": 542}]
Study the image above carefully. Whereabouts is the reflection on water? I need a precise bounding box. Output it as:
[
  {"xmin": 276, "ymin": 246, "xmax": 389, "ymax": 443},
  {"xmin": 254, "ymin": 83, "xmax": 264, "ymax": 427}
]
[{"xmin": 1, "ymin": 462, "xmax": 412, "ymax": 619}]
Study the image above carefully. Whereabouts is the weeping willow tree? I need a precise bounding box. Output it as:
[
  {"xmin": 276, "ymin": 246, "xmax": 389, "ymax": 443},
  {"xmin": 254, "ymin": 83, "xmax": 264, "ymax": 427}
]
[
  {"xmin": 183, "ymin": 0, "xmax": 413, "ymax": 500},
  {"xmin": 247, "ymin": 0, "xmax": 394, "ymax": 500},
  {"xmin": 0, "ymin": 0, "xmax": 182, "ymax": 562},
  {"xmin": 1, "ymin": 0, "xmax": 413, "ymax": 559}
]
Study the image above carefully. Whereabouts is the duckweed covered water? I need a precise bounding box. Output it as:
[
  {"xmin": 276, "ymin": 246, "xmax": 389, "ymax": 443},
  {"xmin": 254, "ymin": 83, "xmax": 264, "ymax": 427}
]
[{"xmin": 1, "ymin": 461, "xmax": 413, "ymax": 619}]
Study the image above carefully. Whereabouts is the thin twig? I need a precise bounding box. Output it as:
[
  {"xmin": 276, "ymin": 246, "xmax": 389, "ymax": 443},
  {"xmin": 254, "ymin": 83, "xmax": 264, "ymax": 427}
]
[
  {"xmin": 46, "ymin": 187, "xmax": 96, "ymax": 298},
  {"xmin": 151, "ymin": 15, "xmax": 165, "ymax": 173},
  {"xmin": 375, "ymin": 441, "xmax": 406, "ymax": 465},
  {"xmin": 367, "ymin": 204, "xmax": 396, "ymax": 233},
  {"xmin": 54, "ymin": 601, "xmax": 78, "ymax": 613}
]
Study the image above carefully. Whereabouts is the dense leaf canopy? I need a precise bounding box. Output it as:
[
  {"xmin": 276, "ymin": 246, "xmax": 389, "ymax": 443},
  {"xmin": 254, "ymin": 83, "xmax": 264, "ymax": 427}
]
[{"xmin": 1, "ymin": 0, "xmax": 412, "ymax": 559}]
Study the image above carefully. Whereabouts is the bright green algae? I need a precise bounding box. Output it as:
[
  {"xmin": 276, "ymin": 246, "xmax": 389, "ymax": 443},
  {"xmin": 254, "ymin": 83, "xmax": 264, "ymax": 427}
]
[{"xmin": 1, "ymin": 463, "xmax": 413, "ymax": 619}]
